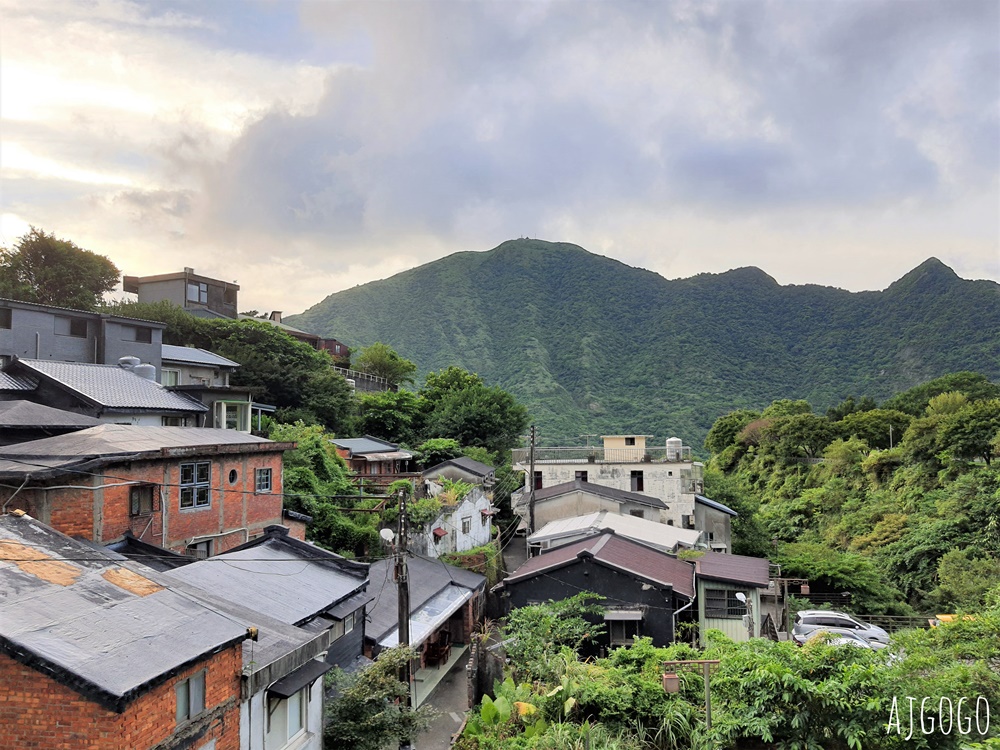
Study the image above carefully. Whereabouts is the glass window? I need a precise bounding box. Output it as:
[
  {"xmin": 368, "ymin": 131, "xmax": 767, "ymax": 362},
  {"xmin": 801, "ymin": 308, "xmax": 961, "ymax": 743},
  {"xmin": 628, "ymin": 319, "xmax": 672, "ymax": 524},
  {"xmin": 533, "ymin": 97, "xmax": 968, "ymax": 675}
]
[
  {"xmin": 187, "ymin": 282, "xmax": 208, "ymax": 304},
  {"xmin": 161, "ymin": 369, "xmax": 180, "ymax": 386},
  {"xmin": 55, "ymin": 316, "xmax": 88, "ymax": 337},
  {"xmin": 705, "ymin": 589, "xmax": 748, "ymax": 619},
  {"xmin": 630, "ymin": 470, "xmax": 644, "ymax": 492},
  {"xmin": 176, "ymin": 670, "xmax": 206, "ymax": 724},
  {"xmin": 256, "ymin": 467, "xmax": 273, "ymax": 493},
  {"xmin": 625, "ymin": 437, "xmax": 636, "ymax": 446},
  {"xmin": 574, "ymin": 470, "xmax": 588, "ymax": 482},
  {"xmin": 129, "ymin": 485, "xmax": 155, "ymax": 516},
  {"xmin": 266, "ymin": 688, "xmax": 308, "ymax": 746},
  {"xmin": 180, "ymin": 461, "xmax": 211, "ymax": 509},
  {"xmin": 461, "ymin": 517, "xmax": 472, "ymax": 534}
]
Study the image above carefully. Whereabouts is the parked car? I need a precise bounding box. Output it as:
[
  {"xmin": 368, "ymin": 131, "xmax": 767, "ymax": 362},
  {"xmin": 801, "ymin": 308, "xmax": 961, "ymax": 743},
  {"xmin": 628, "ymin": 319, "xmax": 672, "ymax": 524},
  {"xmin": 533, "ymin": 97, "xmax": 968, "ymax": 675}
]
[
  {"xmin": 792, "ymin": 610, "xmax": 890, "ymax": 646},
  {"xmin": 801, "ymin": 630, "xmax": 885, "ymax": 649}
]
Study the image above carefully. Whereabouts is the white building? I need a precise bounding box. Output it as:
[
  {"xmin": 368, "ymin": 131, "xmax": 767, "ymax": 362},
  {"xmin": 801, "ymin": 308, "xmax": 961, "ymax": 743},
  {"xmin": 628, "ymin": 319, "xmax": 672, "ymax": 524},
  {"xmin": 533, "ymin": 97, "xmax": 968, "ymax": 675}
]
[{"xmin": 415, "ymin": 485, "xmax": 495, "ymax": 558}]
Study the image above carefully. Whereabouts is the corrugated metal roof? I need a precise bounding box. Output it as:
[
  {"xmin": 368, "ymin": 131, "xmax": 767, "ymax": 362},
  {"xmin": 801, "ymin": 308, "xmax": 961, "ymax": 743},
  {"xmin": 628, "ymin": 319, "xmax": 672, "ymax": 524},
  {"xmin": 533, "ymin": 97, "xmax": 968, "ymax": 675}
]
[
  {"xmin": 695, "ymin": 494, "xmax": 738, "ymax": 517},
  {"xmin": 0, "ymin": 514, "xmax": 246, "ymax": 709},
  {"xmin": 694, "ymin": 550, "xmax": 771, "ymax": 588},
  {"xmin": 366, "ymin": 555, "xmax": 485, "ymax": 642},
  {"xmin": 15, "ymin": 359, "xmax": 208, "ymax": 412},
  {"xmin": 161, "ymin": 345, "xmax": 240, "ymax": 368},
  {"xmin": 532, "ymin": 480, "xmax": 667, "ymax": 509},
  {"xmin": 0, "ymin": 424, "xmax": 275, "ymax": 459},
  {"xmin": 0, "ymin": 401, "xmax": 100, "ymax": 428},
  {"xmin": 165, "ymin": 536, "xmax": 368, "ymax": 627},
  {"xmin": 528, "ymin": 511, "xmax": 702, "ymax": 551},
  {"xmin": 504, "ymin": 532, "xmax": 695, "ymax": 598}
]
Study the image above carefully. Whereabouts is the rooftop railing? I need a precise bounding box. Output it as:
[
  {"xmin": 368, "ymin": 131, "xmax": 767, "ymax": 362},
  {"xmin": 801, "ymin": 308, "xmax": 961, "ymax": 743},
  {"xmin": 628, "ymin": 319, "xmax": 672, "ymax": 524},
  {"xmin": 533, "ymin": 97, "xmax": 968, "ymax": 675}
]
[{"xmin": 511, "ymin": 445, "xmax": 693, "ymax": 465}]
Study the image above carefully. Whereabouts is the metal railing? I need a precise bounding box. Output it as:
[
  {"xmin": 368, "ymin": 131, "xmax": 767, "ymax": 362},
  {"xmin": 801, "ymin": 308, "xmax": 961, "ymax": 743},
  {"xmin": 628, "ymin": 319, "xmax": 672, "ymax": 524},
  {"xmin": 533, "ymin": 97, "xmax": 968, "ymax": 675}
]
[{"xmin": 511, "ymin": 445, "xmax": 693, "ymax": 465}]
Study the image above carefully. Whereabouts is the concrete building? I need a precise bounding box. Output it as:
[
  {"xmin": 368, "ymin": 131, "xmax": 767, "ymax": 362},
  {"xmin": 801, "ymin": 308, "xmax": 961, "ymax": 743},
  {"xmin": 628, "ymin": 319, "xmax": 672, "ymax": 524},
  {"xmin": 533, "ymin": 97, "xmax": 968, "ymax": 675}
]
[{"xmin": 124, "ymin": 268, "xmax": 239, "ymax": 319}]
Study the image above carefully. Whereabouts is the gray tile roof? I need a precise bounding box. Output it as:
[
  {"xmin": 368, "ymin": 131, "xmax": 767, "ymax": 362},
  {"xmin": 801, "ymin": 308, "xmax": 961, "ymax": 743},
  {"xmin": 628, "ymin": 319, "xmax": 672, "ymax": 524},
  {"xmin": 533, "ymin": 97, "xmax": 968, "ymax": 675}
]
[
  {"xmin": 0, "ymin": 513, "xmax": 247, "ymax": 711},
  {"xmin": 366, "ymin": 555, "xmax": 485, "ymax": 642},
  {"xmin": 14, "ymin": 359, "xmax": 208, "ymax": 412},
  {"xmin": 331, "ymin": 435, "xmax": 401, "ymax": 455},
  {"xmin": 0, "ymin": 372, "xmax": 36, "ymax": 391},
  {"xmin": 694, "ymin": 550, "xmax": 771, "ymax": 588},
  {"xmin": 161, "ymin": 344, "xmax": 240, "ymax": 368},
  {"xmin": 532, "ymin": 479, "xmax": 667, "ymax": 509},
  {"xmin": 424, "ymin": 456, "xmax": 495, "ymax": 477},
  {"xmin": 0, "ymin": 401, "xmax": 100, "ymax": 428}
]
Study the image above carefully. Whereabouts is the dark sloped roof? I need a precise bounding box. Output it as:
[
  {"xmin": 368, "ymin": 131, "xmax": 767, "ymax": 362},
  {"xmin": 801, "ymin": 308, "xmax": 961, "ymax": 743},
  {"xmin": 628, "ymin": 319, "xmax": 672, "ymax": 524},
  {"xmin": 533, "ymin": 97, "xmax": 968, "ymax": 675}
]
[
  {"xmin": 424, "ymin": 456, "xmax": 495, "ymax": 477},
  {"xmin": 504, "ymin": 532, "xmax": 694, "ymax": 598},
  {"xmin": 330, "ymin": 435, "xmax": 401, "ymax": 455},
  {"xmin": 694, "ymin": 550, "xmax": 771, "ymax": 587},
  {"xmin": 366, "ymin": 555, "xmax": 485, "ymax": 642},
  {"xmin": 532, "ymin": 479, "xmax": 666, "ymax": 509},
  {"xmin": 0, "ymin": 513, "xmax": 247, "ymax": 712},
  {"xmin": 695, "ymin": 494, "xmax": 738, "ymax": 517},
  {"xmin": 11, "ymin": 359, "xmax": 207, "ymax": 413},
  {"xmin": 165, "ymin": 534, "xmax": 369, "ymax": 627},
  {"xmin": 160, "ymin": 345, "xmax": 240, "ymax": 368},
  {"xmin": 0, "ymin": 401, "xmax": 100, "ymax": 428},
  {"xmin": 0, "ymin": 372, "xmax": 36, "ymax": 391}
]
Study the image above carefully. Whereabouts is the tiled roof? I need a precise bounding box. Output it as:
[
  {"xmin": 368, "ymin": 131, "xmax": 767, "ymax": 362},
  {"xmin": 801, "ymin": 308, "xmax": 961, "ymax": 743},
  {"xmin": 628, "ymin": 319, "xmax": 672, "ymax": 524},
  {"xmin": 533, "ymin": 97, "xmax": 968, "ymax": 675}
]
[
  {"xmin": 14, "ymin": 359, "xmax": 207, "ymax": 412},
  {"xmin": 528, "ymin": 511, "xmax": 702, "ymax": 551},
  {"xmin": 694, "ymin": 550, "xmax": 771, "ymax": 587},
  {"xmin": 160, "ymin": 345, "xmax": 240, "ymax": 368},
  {"xmin": 532, "ymin": 479, "xmax": 667, "ymax": 508},
  {"xmin": 331, "ymin": 435, "xmax": 402, "ymax": 455},
  {"xmin": 424, "ymin": 456, "xmax": 495, "ymax": 477},
  {"xmin": 0, "ymin": 372, "xmax": 36, "ymax": 391},
  {"xmin": 505, "ymin": 532, "xmax": 695, "ymax": 598}
]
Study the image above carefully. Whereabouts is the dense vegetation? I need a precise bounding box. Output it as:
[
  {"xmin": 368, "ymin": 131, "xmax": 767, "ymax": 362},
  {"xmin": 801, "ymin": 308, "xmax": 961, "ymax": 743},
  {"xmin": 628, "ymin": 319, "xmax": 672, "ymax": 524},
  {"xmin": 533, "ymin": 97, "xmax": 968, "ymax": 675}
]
[
  {"xmin": 287, "ymin": 239, "xmax": 1000, "ymax": 448},
  {"xmin": 706, "ymin": 372, "xmax": 1000, "ymax": 615}
]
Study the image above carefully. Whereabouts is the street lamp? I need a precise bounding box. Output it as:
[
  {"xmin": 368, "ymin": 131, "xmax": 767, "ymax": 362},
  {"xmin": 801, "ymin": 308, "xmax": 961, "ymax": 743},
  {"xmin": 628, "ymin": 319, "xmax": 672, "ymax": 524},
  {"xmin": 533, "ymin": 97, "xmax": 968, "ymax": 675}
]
[{"xmin": 735, "ymin": 592, "xmax": 754, "ymax": 639}]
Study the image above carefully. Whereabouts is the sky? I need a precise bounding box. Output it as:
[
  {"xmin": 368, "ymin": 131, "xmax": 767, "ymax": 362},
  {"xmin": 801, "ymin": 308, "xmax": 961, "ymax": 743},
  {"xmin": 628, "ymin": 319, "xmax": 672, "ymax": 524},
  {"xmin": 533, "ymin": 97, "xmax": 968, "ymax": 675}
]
[{"xmin": 1, "ymin": 0, "xmax": 997, "ymax": 315}]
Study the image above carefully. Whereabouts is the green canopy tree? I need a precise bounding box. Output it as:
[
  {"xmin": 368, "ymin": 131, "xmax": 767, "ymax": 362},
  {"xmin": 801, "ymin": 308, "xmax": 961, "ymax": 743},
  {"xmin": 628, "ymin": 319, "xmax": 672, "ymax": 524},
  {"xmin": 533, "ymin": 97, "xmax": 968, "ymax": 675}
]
[
  {"xmin": 356, "ymin": 390, "xmax": 423, "ymax": 444},
  {"xmin": 0, "ymin": 227, "xmax": 120, "ymax": 310},
  {"xmin": 353, "ymin": 342, "xmax": 417, "ymax": 387}
]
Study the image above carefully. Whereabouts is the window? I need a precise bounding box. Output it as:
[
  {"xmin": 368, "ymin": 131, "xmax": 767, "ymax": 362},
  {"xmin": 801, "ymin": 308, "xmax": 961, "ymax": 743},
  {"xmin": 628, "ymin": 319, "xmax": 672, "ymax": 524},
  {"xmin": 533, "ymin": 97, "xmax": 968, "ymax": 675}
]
[
  {"xmin": 187, "ymin": 540, "xmax": 212, "ymax": 558},
  {"xmin": 55, "ymin": 316, "xmax": 88, "ymax": 337},
  {"xmin": 533, "ymin": 471, "xmax": 543, "ymax": 490},
  {"xmin": 228, "ymin": 469, "xmax": 238, "ymax": 485},
  {"xmin": 0, "ymin": 308, "xmax": 11, "ymax": 329},
  {"xmin": 609, "ymin": 619, "xmax": 640, "ymax": 645},
  {"xmin": 215, "ymin": 401, "xmax": 249, "ymax": 432},
  {"xmin": 180, "ymin": 461, "xmax": 211, "ymax": 509},
  {"xmin": 129, "ymin": 485, "xmax": 155, "ymax": 516},
  {"xmin": 266, "ymin": 687, "xmax": 307, "ymax": 747},
  {"xmin": 161, "ymin": 369, "xmax": 180, "ymax": 386},
  {"xmin": 704, "ymin": 589, "xmax": 748, "ymax": 619},
  {"xmin": 130, "ymin": 325, "xmax": 152, "ymax": 343},
  {"xmin": 629, "ymin": 509, "xmax": 644, "ymax": 519},
  {"xmin": 461, "ymin": 516, "xmax": 472, "ymax": 535},
  {"xmin": 162, "ymin": 416, "xmax": 186, "ymax": 427},
  {"xmin": 176, "ymin": 670, "xmax": 206, "ymax": 724},
  {"xmin": 256, "ymin": 467, "xmax": 273, "ymax": 493},
  {"xmin": 625, "ymin": 437, "xmax": 636, "ymax": 446},
  {"xmin": 574, "ymin": 470, "xmax": 588, "ymax": 482},
  {"xmin": 330, "ymin": 610, "xmax": 356, "ymax": 641},
  {"xmin": 630, "ymin": 470, "xmax": 644, "ymax": 492},
  {"xmin": 187, "ymin": 281, "xmax": 208, "ymax": 304}
]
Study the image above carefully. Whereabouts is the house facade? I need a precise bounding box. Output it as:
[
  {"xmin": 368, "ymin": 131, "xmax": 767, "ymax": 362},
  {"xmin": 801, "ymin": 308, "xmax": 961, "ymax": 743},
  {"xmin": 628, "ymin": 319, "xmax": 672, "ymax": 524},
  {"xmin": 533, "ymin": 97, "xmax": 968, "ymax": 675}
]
[
  {"xmin": 330, "ymin": 435, "xmax": 418, "ymax": 491},
  {"xmin": 414, "ymin": 486, "xmax": 495, "ymax": 559},
  {"xmin": 124, "ymin": 268, "xmax": 240, "ymax": 319},
  {"xmin": 422, "ymin": 456, "xmax": 496, "ymax": 488},
  {"xmin": 512, "ymin": 434, "xmax": 706, "ymax": 533},
  {"xmin": 0, "ymin": 297, "xmax": 164, "ymax": 369},
  {"xmin": 0, "ymin": 424, "xmax": 294, "ymax": 557},
  {"xmin": 513, "ymin": 479, "xmax": 671, "ymax": 531},
  {"xmin": 527, "ymin": 510, "xmax": 704, "ymax": 556},
  {"xmin": 161, "ymin": 345, "xmax": 255, "ymax": 432},
  {"xmin": 693, "ymin": 551, "xmax": 772, "ymax": 645}
]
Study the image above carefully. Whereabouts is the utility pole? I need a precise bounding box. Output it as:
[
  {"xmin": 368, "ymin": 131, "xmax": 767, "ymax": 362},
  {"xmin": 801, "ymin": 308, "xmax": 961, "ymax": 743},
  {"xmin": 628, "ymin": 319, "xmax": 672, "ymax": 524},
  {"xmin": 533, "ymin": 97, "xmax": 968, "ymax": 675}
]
[
  {"xmin": 527, "ymin": 424, "xmax": 537, "ymax": 537},
  {"xmin": 393, "ymin": 487, "xmax": 413, "ymax": 738}
]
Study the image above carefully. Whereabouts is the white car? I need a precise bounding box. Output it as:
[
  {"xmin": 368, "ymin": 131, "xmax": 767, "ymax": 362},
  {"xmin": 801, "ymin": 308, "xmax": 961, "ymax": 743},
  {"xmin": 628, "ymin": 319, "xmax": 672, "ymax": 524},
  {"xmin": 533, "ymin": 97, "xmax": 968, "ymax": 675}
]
[{"xmin": 792, "ymin": 610, "xmax": 890, "ymax": 647}]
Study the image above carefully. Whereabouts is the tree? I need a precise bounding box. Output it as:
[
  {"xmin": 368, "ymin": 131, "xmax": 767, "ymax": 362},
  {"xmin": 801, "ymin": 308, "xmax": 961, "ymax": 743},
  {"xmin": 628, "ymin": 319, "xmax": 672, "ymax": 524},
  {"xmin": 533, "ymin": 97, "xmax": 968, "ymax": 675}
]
[
  {"xmin": 0, "ymin": 227, "xmax": 120, "ymax": 310},
  {"xmin": 826, "ymin": 395, "xmax": 877, "ymax": 421},
  {"xmin": 424, "ymin": 382, "xmax": 529, "ymax": 455},
  {"xmin": 938, "ymin": 399, "xmax": 1000, "ymax": 464},
  {"xmin": 324, "ymin": 647, "xmax": 433, "ymax": 750},
  {"xmin": 354, "ymin": 342, "xmax": 417, "ymax": 387},
  {"xmin": 836, "ymin": 408, "xmax": 913, "ymax": 450},
  {"xmin": 704, "ymin": 409, "xmax": 761, "ymax": 455},
  {"xmin": 357, "ymin": 390, "xmax": 423, "ymax": 444},
  {"xmin": 414, "ymin": 438, "xmax": 463, "ymax": 469},
  {"xmin": 420, "ymin": 366, "xmax": 484, "ymax": 405}
]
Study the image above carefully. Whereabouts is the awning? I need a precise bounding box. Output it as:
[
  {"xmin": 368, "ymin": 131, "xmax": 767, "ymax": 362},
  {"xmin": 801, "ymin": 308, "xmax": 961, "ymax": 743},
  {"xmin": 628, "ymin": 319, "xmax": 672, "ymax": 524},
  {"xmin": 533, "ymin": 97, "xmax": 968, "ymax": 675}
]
[
  {"xmin": 604, "ymin": 609, "xmax": 644, "ymax": 621},
  {"xmin": 480, "ymin": 509, "xmax": 496, "ymax": 516},
  {"xmin": 432, "ymin": 527, "xmax": 448, "ymax": 538},
  {"xmin": 379, "ymin": 585, "xmax": 472, "ymax": 648},
  {"xmin": 267, "ymin": 659, "xmax": 333, "ymax": 698}
]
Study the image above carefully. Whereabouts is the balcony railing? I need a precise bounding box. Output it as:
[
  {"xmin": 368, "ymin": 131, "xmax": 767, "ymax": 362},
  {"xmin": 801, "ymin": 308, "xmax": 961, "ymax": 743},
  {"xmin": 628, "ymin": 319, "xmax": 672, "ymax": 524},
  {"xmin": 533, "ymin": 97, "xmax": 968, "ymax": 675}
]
[{"xmin": 511, "ymin": 445, "xmax": 693, "ymax": 465}]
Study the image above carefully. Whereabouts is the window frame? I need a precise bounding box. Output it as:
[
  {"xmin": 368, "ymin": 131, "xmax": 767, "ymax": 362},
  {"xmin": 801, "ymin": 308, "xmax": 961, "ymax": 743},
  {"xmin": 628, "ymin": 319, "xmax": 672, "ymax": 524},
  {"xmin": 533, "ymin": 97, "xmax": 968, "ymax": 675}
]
[
  {"xmin": 129, "ymin": 484, "xmax": 156, "ymax": 516},
  {"xmin": 704, "ymin": 588, "xmax": 748, "ymax": 619},
  {"xmin": 255, "ymin": 467, "xmax": 273, "ymax": 493},
  {"xmin": 179, "ymin": 461, "xmax": 212, "ymax": 510},
  {"xmin": 55, "ymin": 315, "xmax": 89, "ymax": 338},
  {"xmin": 0, "ymin": 308, "xmax": 11, "ymax": 329},
  {"xmin": 630, "ymin": 470, "xmax": 644, "ymax": 492},
  {"xmin": 176, "ymin": 669, "xmax": 207, "ymax": 725},
  {"xmin": 187, "ymin": 281, "xmax": 208, "ymax": 304},
  {"xmin": 574, "ymin": 470, "xmax": 588, "ymax": 482},
  {"xmin": 266, "ymin": 686, "xmax": 309, "ymax": 746},
  {"xmin": 461, "ymin": 516, "xmax": 472, "ymax": 535}
]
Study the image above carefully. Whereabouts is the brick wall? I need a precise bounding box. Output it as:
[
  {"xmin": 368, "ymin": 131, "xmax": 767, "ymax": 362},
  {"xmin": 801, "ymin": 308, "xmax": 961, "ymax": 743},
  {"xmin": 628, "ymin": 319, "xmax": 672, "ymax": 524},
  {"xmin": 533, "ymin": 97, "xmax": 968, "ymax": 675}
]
[{"xmin": 0, "ymin": 644, "xmax": 241, "ymax": 750}]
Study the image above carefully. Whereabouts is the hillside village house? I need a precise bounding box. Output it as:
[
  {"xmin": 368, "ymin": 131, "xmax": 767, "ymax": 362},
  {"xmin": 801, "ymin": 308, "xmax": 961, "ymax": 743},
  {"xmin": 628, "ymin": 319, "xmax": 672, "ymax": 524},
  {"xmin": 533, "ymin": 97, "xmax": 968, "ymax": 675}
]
[
  {"xmin": 124, "ymin": 267, "xmax": 240, "ymax": 319},
  {"xmin": 161, "ymin": 344, "xmax": 257, "ymax": 432},
  {"xmin": 0, "ymin": 424, "xmax": 294, "ymax": 557},
  {"xmin": 513, "ymin": 479, "xmax": 672, "ymax": 529},
  {"xmin": 422, "ymin": 456, "xmax": 496, "ymax": 488},
  {"xmin": 0, "ymin": 297, "xmax": 164, "ymax": 369},
  {"xmin": 330, "ymin": 435, "xmax": 418, "ymax": 491},
  {"xmin": 527, "ymin": 510, "xmax": 704, "ymax": 556},
  {"xmin": 412, "ymin": 485, "xmax": 495, "ymax": 559}
]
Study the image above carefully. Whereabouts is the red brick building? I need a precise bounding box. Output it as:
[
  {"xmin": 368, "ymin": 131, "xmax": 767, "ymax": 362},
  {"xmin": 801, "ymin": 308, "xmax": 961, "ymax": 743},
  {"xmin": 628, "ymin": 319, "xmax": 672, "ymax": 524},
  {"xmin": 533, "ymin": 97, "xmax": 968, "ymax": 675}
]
[
  {"xmin": 0, "ymin": 424, "xmax": 295, "ymax": 557},
  {"xmin": 0, "ymin": 512, "xmax": 247, "ymax": 750}
]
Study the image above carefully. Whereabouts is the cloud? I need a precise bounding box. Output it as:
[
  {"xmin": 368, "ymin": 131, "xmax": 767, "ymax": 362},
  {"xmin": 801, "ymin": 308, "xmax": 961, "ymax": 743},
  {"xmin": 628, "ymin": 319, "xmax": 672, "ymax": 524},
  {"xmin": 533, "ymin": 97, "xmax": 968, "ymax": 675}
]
[{"xmin": 1, "ymin": 0, "xmax": 996, "ymax": 314}]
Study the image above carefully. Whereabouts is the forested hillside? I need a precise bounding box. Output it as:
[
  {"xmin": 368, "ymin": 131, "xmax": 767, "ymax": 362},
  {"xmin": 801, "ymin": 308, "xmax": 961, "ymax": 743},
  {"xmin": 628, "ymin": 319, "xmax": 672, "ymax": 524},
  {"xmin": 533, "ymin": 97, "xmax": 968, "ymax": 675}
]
[{"xmin": 288, "ymin": 239, "xmax": 999, "ymax": 447}]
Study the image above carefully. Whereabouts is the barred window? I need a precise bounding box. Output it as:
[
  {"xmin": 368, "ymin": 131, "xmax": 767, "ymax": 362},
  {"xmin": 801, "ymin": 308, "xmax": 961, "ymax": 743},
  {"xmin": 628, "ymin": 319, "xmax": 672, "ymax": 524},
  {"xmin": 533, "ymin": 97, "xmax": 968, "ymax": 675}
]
[
  {"xmin": 180, "ymin": 462, "xmax": 211, "ymax": 509},
  {"xmin": 705, "ymin": 588, "xmax": 748, "ymax": 619}
]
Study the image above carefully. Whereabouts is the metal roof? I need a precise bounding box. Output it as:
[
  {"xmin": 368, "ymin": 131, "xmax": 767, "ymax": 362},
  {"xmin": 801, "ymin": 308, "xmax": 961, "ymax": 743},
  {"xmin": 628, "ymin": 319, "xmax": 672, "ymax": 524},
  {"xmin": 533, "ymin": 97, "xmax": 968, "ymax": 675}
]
[
  {"xmin": 531, "ymin": 480, "xmax": 667, "ymax": 509},
  {"xmin": 160, "ymin": 345, "xmax": 240, "ymax": 368},
  {"xmin": 423, "ymin": 456, "xmax": 495, "ymax": 477},
  {"xmin": 504, "ymin": 532, "xmax": 695, "ymax": 598},
  {"xmin": 366, "ymin": 555, "xmax": 485, "ymax": 643},
  {"xmin": 0, "ymin": 401, "xmax": 100, "ymax": 429},
  {"xmin": 165, "ymin": 535, "xmax": 369, "ymax": 627},
  {"xmin": 330, "ymin": 435, "xmax": 404, "ymax": 456},
  {"xmin": 0, "ymin": 513, "xmax": 247, "ymax": 711},
  {"xmin": 528, "ymin": 511, "xmax": 702, "ymax": 552},
  {"xmin": 695, "ymin": 494, "xmax": 738, "ymax": 517},
  {"xmin": 12, "ymin": 359, "xmax": 208, "ymax": 412},
  {"xmin": 694, "ymin": 550, "xmax": 771, "ymax": 588}
]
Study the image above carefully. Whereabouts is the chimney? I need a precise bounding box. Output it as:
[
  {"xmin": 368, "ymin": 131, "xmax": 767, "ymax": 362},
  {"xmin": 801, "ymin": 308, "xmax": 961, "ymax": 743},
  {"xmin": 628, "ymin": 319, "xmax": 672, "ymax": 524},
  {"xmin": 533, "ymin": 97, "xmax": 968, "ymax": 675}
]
[
  {"xmin": 183, "ymin": 267, "xmax": 195, "ymax": 274},
  {"xmin": 269, "ymin": 311, "xmax": 282, "ymax": 324}
]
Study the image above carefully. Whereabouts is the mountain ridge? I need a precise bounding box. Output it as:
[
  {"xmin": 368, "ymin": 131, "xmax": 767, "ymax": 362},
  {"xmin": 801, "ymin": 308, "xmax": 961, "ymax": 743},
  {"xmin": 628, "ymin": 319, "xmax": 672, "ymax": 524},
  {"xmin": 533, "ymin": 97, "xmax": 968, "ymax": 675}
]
[{"xmin": 289, "ymin": 240, "xmax": 999, "ymax": 448}]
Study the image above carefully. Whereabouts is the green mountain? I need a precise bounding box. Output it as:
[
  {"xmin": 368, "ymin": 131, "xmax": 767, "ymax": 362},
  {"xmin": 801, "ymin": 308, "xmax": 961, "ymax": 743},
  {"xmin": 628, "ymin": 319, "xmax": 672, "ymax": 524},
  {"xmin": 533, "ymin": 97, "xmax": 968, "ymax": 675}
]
[{"xmin": 288, "ymin": 240, "xmax": 1000, "ymax": 449}]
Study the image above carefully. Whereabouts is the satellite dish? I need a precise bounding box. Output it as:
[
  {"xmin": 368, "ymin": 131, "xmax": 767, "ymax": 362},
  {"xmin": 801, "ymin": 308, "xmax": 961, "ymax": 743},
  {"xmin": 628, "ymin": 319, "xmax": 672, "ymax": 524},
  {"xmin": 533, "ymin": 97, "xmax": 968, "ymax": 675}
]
[
  {"xmin": 379, "ymin": 528, "xmax": 395, "ymax": 544},
  {"xmin": 735, "ymin": 592, "xmax": 747, "ymax": 604}
]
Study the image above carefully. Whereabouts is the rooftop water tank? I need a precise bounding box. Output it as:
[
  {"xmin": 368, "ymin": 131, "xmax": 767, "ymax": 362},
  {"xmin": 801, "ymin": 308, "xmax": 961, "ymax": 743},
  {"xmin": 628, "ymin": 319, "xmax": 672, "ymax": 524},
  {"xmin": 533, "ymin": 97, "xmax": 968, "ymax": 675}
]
[
  {"xmin": 118, "ymin": 356, "xmax": 141, "ymax": 370},
  {"xmin": 133, "ymin": 364, "xmax": 157, "ymax": 381},
  {"xmin": 666, "ymin": 437, "xmax": 683, "ymax": 462}
]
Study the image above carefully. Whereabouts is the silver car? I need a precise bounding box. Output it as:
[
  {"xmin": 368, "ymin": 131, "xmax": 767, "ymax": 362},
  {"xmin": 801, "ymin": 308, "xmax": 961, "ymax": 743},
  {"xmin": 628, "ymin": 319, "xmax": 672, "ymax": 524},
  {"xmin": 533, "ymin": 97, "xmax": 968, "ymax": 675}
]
[{"xmin": 792, "ymin": 610, "xmax": 890, "ymax": 646}]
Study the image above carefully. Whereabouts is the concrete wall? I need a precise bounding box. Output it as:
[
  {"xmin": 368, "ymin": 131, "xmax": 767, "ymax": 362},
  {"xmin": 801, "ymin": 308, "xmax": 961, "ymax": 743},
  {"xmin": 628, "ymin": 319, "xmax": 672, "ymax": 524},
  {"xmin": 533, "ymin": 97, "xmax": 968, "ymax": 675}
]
[
  {"xmin": 418, "ymin": 489, "xmax": 493, "ymax": 558},
  {"xmin": 694, "ymin": 504, "xmax": 732, "ymax": 553},
  {"xmin": 137, "ymin": 278, "xmax": 187, "ymax": 308},
  {"xmin": 239, "ymin": 675, "xmax": 324, "ymax": 750}
]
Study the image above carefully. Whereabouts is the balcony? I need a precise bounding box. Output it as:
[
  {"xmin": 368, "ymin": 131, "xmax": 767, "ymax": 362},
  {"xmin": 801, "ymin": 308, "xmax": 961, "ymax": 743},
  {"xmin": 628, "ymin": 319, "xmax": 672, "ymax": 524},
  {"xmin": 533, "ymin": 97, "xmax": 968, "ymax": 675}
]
[{"xmin": 511, "ymin": 445, "xmax": 693, "ymax": 465}]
